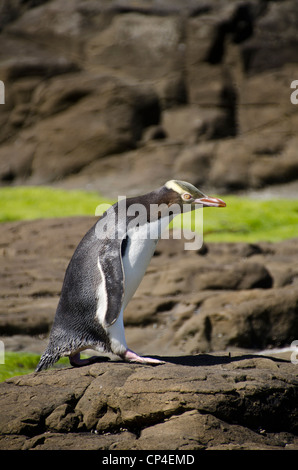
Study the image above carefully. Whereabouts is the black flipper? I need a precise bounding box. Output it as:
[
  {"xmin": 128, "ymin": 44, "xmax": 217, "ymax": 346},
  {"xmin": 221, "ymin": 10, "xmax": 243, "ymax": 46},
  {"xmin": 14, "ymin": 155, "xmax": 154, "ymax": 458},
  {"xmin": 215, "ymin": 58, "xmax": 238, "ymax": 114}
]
[{"xmin": 94, "ymin": 206, "xmax": 126, "ymax": 327}]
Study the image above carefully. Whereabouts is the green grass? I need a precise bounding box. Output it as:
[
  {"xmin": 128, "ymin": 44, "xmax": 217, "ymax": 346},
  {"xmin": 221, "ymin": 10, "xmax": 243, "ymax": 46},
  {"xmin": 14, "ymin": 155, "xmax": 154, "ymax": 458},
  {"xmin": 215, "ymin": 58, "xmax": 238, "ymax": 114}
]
[
  {"xmin": 1, "ymin": 187, "xmax": 298, "ymax": 242},
  {"xmin": 0, "ymin": 352, "xmax": 39, "ymax": 381},
  {"xmin": 0, "ymin": 186, "xmax": 111, "ymax": 222},
  {"xmin": 0, "ymin": 351, "xmax": 70, "ymax": 382},
  {"xmin": 172, "ymin": 196, "xmax": 298, "ymax": 243}
]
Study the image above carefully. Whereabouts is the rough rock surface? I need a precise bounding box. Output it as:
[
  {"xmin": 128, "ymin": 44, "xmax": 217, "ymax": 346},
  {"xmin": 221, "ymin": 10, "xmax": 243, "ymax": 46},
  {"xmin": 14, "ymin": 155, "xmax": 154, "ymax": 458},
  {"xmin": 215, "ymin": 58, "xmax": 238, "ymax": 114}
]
[
  {"xmin": 0, "ymin": 0, "xmax": 298, "ymax": 197},
  {"xmin": 0, "ymin": 354, "xmax": 297, "ymax": 450}
]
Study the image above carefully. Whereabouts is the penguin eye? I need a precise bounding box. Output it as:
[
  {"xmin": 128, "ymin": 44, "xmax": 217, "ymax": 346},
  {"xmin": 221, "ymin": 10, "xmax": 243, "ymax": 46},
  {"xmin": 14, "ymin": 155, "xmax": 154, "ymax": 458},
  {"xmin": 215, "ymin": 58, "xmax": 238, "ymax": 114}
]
[{"xmin": 182, "ymin": 193, "xmax": 192, "ymax": 201}]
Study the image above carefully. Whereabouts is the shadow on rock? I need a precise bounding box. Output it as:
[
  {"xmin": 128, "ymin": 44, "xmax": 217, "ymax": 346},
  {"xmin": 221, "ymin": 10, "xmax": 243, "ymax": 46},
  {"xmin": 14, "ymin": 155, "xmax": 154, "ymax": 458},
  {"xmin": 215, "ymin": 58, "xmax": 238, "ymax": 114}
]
[{"xmin": 156, "ymin": 353, "xmax": 290, "ymax": 366}]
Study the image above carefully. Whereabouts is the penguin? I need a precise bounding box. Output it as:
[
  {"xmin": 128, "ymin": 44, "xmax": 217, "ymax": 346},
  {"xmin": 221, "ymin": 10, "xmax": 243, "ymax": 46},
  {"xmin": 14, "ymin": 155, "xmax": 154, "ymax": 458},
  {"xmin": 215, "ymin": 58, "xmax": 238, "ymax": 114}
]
[{"xmin": 35, "ymin": 180, "xmax": 226, "ymax": 371}]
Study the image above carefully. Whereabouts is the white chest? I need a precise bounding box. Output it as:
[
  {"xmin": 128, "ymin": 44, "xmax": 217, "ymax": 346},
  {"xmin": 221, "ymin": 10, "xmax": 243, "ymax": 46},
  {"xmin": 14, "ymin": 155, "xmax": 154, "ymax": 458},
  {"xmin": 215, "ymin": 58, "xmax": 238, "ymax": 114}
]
[{"xmin": 121, "ymin": 221, "xmax": 161, "ymax": 308}]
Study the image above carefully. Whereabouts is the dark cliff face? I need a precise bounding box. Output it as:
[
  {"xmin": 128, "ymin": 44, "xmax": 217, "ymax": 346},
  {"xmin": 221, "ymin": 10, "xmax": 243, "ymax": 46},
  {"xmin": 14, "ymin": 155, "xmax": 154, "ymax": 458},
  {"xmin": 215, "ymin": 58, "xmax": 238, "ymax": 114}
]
[{"xmin": 0, "ymin": 0, "xmax": 297, "ymax": 197}]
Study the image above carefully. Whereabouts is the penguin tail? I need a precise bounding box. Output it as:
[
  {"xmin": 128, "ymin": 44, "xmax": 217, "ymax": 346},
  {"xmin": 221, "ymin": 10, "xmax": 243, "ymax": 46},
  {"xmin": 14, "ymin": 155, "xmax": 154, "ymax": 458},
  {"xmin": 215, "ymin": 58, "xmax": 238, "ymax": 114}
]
[{"xmin": 35, "ymin": 349, "xmax": 61, "ymax": 372}]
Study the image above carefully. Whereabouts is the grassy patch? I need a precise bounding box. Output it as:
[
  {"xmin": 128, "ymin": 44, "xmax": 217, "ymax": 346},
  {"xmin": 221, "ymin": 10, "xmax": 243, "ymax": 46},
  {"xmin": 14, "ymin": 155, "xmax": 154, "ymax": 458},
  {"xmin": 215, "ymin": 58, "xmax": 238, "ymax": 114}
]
[
  {"xmin": 0, "ymin": 187, "xmax": 298, "ymax": 242},
  {"xmin": 0, "ymin": 352, "xmax": 39, "ymax": 381},
  {"xmin": 172, "ymin": 196, "xmax": 298, "ymax": 243},
  {"xmin": 0, "ymin": 351, "xmax": 70, "ymax": 382},
  {"xmin": 0, "ymin": 186, "xmax": 111, "ymax": 222}
]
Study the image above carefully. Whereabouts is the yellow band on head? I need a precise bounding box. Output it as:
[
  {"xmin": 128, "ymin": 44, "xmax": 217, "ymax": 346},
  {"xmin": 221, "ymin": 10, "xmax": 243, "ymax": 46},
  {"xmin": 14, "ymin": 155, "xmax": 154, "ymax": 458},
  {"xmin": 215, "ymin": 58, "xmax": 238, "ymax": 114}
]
[{"xmin": 165, "ymin": 180, "xmax": 205, "ymax": 197}]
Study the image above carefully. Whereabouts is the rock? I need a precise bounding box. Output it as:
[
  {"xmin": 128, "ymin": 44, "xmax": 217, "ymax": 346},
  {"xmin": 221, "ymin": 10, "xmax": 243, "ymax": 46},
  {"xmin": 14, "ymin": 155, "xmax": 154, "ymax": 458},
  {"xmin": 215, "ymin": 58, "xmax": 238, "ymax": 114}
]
[
  {"xmin": 250, "ymin": 136, "xmax": 298, "ymax": 188},
  {"xmin": 174, "ymin": 286, "xmax": 298, "ymax": 352},
  {"xmin": 162, "ymin": 106, "xmax": 234, "ymax": 144},
  {"xmin": 0, "ymin": 75, "xmax": 160, "ymax": 184},
  {"xmin": 6, "ymin": 0, "xmax": 89, "ymax": 45},
  {"xmin": 0, "ymin": 0, "xmax": 52, "ymax": 32},
  {"xmin": 0, "ymin": 355, "xmax": 297, "ymax": 450},
  {"xmin": 0, "ymin": 0, "xmax": 298, "ymax": 194},
  {"xmin": 0, "ymin": 56, "xmax": 79, "ymax": 82},
  {"xmin": 172, "ymin": 142, "xmax": 215, "ymax": 188},
  {"xmin": 60, "ymin": 141, "xmax": 183, "ymax": 198},
  {"xmin": 85, "ymin": 13, "xmax": 184, "ymax": 80},
  {"xmin": 241, "ymin": 1, "xmax": 298, "ymax": 74},
  {"xmin": 209, "ymin": 130, "xmax": 298, "ymax": 191}
]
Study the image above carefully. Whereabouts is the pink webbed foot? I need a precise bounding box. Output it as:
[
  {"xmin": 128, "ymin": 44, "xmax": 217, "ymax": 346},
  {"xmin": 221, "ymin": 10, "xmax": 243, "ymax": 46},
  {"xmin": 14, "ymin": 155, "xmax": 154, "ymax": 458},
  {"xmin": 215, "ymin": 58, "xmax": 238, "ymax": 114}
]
[
  {"xmin": 122, "ymin": 349, "xmax": 165, "ymax": 365},
  {"xmin": 69, "ymin": 353, "xmax": 108, "ymax": 367}
]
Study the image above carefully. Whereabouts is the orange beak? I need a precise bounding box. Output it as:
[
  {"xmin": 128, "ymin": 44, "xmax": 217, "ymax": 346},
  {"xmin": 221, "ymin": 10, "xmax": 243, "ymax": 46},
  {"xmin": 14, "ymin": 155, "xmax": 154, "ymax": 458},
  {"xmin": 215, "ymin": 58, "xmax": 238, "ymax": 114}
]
[{"xmin": 194, "ymin": 196, "xmax": 226, "ymax": 208}]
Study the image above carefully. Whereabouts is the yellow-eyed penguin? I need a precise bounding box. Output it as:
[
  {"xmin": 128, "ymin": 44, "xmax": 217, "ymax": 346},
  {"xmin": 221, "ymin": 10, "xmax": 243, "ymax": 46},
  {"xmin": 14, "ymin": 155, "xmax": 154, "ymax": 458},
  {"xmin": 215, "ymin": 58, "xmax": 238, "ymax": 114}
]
[{"xmin": 35, "ymin": 180, "xmax": 226, "ymax": 371}]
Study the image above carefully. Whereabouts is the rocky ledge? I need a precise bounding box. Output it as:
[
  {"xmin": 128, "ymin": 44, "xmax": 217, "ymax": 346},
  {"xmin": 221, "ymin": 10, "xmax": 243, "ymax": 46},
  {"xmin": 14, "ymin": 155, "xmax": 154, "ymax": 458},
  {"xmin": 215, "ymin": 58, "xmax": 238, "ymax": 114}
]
[{"xmin": 0, "ymin": 353, "xmax": 297, "ymax": 450}]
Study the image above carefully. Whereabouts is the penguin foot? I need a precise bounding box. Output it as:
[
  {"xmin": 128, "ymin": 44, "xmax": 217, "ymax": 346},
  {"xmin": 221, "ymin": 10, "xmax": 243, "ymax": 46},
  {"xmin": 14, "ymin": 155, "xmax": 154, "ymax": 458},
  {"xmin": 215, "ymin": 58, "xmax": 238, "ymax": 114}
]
[
  {"xmin": 123, "ymin": 349, "xmax": 165, "ymax": 365},
  {"xmin": 69, "ymin": 353, "xmax": 108, "ymax": 367}
]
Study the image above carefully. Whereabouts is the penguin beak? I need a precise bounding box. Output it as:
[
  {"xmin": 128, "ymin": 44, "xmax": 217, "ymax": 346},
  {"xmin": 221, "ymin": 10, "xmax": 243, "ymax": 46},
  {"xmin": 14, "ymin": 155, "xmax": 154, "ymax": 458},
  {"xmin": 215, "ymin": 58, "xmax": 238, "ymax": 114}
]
[{"xmin": 194, "ymin": 196, "xmax": 226, "ymax": 207}]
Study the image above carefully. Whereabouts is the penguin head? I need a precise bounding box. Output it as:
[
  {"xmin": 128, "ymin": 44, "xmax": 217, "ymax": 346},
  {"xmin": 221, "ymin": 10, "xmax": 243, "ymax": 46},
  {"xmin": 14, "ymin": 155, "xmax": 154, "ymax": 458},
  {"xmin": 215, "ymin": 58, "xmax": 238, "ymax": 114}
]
[{"xmin": 164, "ymin": 180, "xmax": 226, "ymax": 208}]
